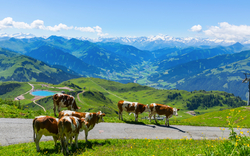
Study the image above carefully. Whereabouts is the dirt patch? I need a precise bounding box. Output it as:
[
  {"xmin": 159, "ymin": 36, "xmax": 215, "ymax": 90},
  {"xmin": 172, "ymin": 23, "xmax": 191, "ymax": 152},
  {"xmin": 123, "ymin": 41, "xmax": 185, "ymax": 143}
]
[
  {"xmin": 56, "ymin": 87, "xmax": 74, "ymax": 91},
  {"xmin": 31, "ymin": 96, "xmax": 46, "ymax": 101},
  {"xmin": 186, "ymin": 111, "xmax": 196, "ymax": 116},
  {"xmin": 14, "ymin": 95, "xmax": 25, "ymax": 101}
]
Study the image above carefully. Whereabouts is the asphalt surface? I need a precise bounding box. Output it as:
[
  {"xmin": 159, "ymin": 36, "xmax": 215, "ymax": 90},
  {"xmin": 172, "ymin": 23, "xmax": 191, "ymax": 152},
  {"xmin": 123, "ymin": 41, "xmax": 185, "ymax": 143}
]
[{"xmin": 0, "ymin": 118, "xmax": 249, "ymax": 146}]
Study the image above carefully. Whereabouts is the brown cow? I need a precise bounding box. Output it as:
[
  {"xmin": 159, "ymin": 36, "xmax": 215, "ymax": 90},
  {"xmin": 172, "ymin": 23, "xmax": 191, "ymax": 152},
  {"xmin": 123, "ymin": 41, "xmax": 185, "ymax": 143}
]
[
  {"xmin": 58, "ymin": 110, "xmax": 106, "ymax": 142},
  {"xmin": 118, "ymin": 100, "xmax": 149, "ymax": 122},
  {"xmin": 58, "ymin": 116, "xmax": 88, "ymax": 154},
  {"xmin": 53, "ymin": 93, "xmax": 81, "ymax": 117},
  {"xmin": 149, "ymin": 103, "xmax": 179, "ymax": 126},
  {"xmin": 33, "ymin": 116, "xmax": 59, "ymax": 152}
]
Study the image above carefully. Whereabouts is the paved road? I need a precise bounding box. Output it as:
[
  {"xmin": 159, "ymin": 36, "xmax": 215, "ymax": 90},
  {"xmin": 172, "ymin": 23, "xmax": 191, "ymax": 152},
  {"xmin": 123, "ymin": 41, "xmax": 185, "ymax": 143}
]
[{"xmin": 0, "ymin": 118, "xmax": 249, "ymax": 146}]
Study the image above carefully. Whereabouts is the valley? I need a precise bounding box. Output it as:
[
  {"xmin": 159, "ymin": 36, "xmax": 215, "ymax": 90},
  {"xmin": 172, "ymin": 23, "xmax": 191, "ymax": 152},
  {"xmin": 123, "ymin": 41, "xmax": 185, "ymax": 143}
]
[{"xmin": 1, "ymin": 36, "xmax": 250, "ymax": 101}]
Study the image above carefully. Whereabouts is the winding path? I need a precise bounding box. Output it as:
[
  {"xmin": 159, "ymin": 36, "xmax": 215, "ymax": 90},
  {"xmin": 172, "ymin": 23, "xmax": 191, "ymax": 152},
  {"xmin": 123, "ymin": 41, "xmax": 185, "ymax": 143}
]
[{"xmin": 0, "ymin": 118, "xmax": 249, "ymax": 146}]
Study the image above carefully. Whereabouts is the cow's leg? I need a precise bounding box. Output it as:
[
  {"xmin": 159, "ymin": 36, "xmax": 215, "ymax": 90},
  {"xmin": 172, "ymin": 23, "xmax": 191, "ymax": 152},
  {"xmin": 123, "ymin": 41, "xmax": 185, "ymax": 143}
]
[
  {"xmin": 165, "ymin": 116, "xmax": 169, "ymax": 127},
  {"xmin": 85, "ymin": 130, "xmax": 89, "ymax": 142},
  {"xmin": 60, "ymin": 137, "xmax": 66, "ymax": 154},
  {"xmin": 149, "ymin": 113, "xmax": 152, "ymax": 122},
  {"xmin": 34, "ymin": 133, "xmax": 42, "ymax": 152},
  {"xmin": 154, "ymin": 114, "xmax": 157, "ymax": 123},
  {"xmin": 119, "ymin": 110, "xmax": 123, "ymax": 120},
  {"xmin": 135, "ymin": 113, "xmax": 138, "ymax": 122},
  {"xmin": 58, "ymin": 106, "xmax": 61, "ymax": 114},
  {"xmin": 52, "ymin": 136, "xmax": 58, "ymax": 147},
  {"xmin": 118, "ymin": 110, "xmax": 121, "ymax": 120},
  {"xmin": 53, "ymin": 103, "xmax": 57, "ymax": 117},
  {"xmin": 75, "ymin": 134, "xmax": 79, "ymax": 148},
  {"xmin": 65, "ymin": 135, "xmax": 70, "ymax": 154},
  {"xmin": 69, "ymin": 136, "xmax": 73, "ymax": 146}
]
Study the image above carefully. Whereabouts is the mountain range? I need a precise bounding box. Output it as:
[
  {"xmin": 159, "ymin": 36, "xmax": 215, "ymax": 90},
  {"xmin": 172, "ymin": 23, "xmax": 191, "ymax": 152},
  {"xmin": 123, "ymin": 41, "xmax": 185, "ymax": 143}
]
[{"xmin": 0, "ymin": 35, "xmax": 250, "ymax": 100}]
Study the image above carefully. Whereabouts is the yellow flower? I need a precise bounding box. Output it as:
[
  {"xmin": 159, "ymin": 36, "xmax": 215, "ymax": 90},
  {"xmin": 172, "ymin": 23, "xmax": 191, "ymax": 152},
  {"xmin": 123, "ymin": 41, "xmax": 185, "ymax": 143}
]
[
  {"xmin": 247, "ymin": 131, "xmax": 249, "ymax": 133},
  {"xmin": 227, "ymin": 116, "xmax": 229, "ymax": 118},
  {"xmin": 131, "ymin": 146, "xmax": 132, "ymax": 148},
  {"xmin": 240, "ymin": 131, "xmax": 244, "ymax": 134},
  {"xmin": 239, "ymin": 110, "xmax": 241, "ymax": 112},
  {"xmin": 223, "ymin": 129, "xmax": 225, "ymax": 131},
  {"xmin": 145, "ymin": 138, "xmax": 147, "ymax": 139},
  {"xmin": 248, "ymin": 144, "xmax": 249, "ymax": 147}
]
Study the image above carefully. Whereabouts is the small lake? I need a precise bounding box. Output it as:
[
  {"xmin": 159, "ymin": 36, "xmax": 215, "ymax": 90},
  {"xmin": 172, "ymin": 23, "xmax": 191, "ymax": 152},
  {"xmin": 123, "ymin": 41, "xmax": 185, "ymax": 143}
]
[{"xmin": 31, "ymin": 91, "xmax": 58, "ymax": 96}]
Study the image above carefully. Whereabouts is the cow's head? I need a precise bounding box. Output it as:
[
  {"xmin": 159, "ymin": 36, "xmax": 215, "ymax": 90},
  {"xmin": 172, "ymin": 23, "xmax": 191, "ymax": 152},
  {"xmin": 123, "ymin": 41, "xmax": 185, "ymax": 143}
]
[
  {"xmin": 173, "ymin": 108, "xmax": 180, "ymax": 116},
  {"xmin": 97, "ymin": 111, "xmax": 106, "ymax": 122}
]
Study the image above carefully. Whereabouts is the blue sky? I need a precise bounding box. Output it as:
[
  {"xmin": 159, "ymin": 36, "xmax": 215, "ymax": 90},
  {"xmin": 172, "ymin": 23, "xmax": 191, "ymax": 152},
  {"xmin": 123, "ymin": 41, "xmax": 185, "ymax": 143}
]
[{"xmin": 1, "ymin": 0, "xmax": 250, "ymax": 42}]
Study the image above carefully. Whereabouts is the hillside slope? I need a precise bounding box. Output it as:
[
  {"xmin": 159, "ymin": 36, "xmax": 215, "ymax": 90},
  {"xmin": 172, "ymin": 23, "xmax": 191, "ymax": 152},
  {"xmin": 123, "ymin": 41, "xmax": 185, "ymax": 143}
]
[{"xmin": 0, "ymin": 48, "xmax": 80, "ymax": 84}]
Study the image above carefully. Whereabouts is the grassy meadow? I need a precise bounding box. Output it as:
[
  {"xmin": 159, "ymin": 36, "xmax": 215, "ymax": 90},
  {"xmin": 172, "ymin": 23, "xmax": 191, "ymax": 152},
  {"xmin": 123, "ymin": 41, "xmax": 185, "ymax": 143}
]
[{"xmin": 1, "ymin": 78, "xmax": 250, "ymax": 155}]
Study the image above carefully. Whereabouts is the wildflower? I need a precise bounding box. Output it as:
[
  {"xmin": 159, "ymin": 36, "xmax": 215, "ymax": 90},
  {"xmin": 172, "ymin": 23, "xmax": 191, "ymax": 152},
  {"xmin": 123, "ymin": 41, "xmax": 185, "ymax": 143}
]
[
  {"xmin": 240, "ymin": 131, "xmax": 244, "ymax": 135},
  {"xmin": 239, "ymin": 110, "xmax": 241, "ymax": 112},
  {"xmin": 248, "ymin": 144, "xmax": 249, "ymax": 147},
  {"xmin": 131, "ymin": 146, "xmax": 132, "ymax": 148},
  {"xmin": 229, "ymin": 113, "xmax": 231, "ymax": 115},
  {"xmin": 223, "ymin": 129, "xmax": 225, "ymax": 131},
  {"xmin": 227, "ymin": 116, "xmax": 229, "ymax": 118},
  {"xmin": 145, "ymin": 138, "xmax": 147, "ymax": 139},
  {"xmin": 247, "ymin": 131, "xmax": 249, "ymax": 133},
  {"xmin": 236, "ymin": 142, "xmax": 238, "ymax": 146}
]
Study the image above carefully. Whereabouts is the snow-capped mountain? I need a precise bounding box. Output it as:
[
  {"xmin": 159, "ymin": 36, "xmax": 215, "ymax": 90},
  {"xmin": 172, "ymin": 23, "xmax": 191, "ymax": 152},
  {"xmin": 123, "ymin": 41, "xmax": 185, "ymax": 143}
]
[
  {"xmin": 91, "ymin": 35, "xmax": 240, "ymax": 51},
  {"xmin": 1, "ymin": 33, "xmax": 250, "ymax": 51}
]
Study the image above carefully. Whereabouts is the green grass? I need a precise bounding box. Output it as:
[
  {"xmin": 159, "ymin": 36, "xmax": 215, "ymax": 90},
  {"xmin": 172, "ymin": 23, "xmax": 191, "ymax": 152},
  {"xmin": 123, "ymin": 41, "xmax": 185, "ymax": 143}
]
[
  {"xmin": 1, "ymin": 135, "xmax": 250, "ymax": 156},
  {"xmin": 0, "ymin": 104, "xmax": 44, "ymax": 118},
  {"xmin": 180, "ymin": 106, "xmax": 250, "ymax": 128}
]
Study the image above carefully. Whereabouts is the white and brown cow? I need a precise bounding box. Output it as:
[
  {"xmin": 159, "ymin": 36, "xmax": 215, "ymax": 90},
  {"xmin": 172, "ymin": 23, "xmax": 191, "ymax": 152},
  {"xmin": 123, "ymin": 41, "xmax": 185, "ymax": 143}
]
[
  {"xmin": 58, "ymin": 116, "xmax": 88, "ymax": 154},
  {"xmin": 33, "ymin": 115, "xmax": 59, "ymax": 152},
  {"xmin": 149, "ymin": 103, "xmax": 180, "ymax": 126},
  {"xmin": 118, "ymin": 100, "xmax": 149, "ymax": 122},
  {"xmin": 58, "ymin": 110, "xmax": 106, "ymax": 142},
  {"xmin": 53, "ymin": 93, "xmax": 81, "ymax": 117}
]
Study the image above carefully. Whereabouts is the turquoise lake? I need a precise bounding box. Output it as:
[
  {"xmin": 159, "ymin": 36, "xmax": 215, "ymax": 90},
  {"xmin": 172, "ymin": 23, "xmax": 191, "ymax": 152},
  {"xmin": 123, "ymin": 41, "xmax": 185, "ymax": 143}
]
[{"xmin": 31, "ymin": 91, "xmax": 57, "ymax": 96}]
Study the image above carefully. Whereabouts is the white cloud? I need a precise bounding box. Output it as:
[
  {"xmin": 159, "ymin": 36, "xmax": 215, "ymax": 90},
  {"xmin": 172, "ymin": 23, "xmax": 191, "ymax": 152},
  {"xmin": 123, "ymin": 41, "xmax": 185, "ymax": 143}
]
[
  {"xmin": 203, "ymin": 22, "xmax": 250, "ymax": 41},
  {"xmin": 0, "ymin": 17, "xmax": 14, "ymax": 29},
  {"xmin": 0, "ymin": 17, "xmax": 107, "ymax": 36},
  {"xmin": 30, "ymin": 20, "xmax": 45, "ymax": 29},
  {"xmin": 75, "ymin": 26, "xmax": 95, "ymax": 32},
  {"xmin": 190, "ymin": 24, "xmax": 202, "ymax": 32},
  {"xmin": 47, "ymin": 23, "xmax": 73, "ymax": 32}
]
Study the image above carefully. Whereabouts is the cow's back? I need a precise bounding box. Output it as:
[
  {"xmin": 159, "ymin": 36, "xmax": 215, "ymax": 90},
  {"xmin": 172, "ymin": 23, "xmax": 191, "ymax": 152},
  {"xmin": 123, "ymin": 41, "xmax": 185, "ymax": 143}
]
[
  {"xmin": 150, "ymin": 103, "xmax": 173, "ymax": 116},
  {"xmin": 59, "ymin": 110, "xmax": 86, "ymax": 119},
  {"xmin": 33, "ymin": 116, "xmax": 58, "ymax": 136}
]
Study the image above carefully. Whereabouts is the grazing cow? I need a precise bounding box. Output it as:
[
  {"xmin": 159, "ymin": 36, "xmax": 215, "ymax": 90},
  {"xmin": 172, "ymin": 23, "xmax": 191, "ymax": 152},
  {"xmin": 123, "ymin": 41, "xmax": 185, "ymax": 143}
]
[
  {"xmin": 33, "ymin": 116, "xmax": 59, "ymax": 152},
  {"xmin": 59, "ymin": 110, "xmax": 106, "ymax": 142},
  {"xmin": 53, "ymin": 93, "xmax": 81, "ymax": 117},
  {"xmin": 149, "ymin": 103, "xmax": 179, "ymax": 126},
  {"xmin": 58, "ymin": 116, "xmax": 88, "ymax": 154},
  {"xmin": 117, "ymin": 100, "xmax": 149, "ymax": 122}
]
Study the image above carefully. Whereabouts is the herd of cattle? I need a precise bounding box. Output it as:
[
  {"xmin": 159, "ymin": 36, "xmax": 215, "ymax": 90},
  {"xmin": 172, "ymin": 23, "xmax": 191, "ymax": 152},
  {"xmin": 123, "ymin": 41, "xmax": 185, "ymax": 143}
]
[{"xmin": 33, "ymin": 93, "xmax": 179, "ymax": 154}]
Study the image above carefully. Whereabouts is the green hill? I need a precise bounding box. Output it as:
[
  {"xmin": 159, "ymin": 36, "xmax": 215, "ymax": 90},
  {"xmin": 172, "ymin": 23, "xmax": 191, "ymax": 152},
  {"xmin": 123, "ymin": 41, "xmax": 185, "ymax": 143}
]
[{"xmin": 0, "ymin": 48, "xmax": 80, "ymax": 84}]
